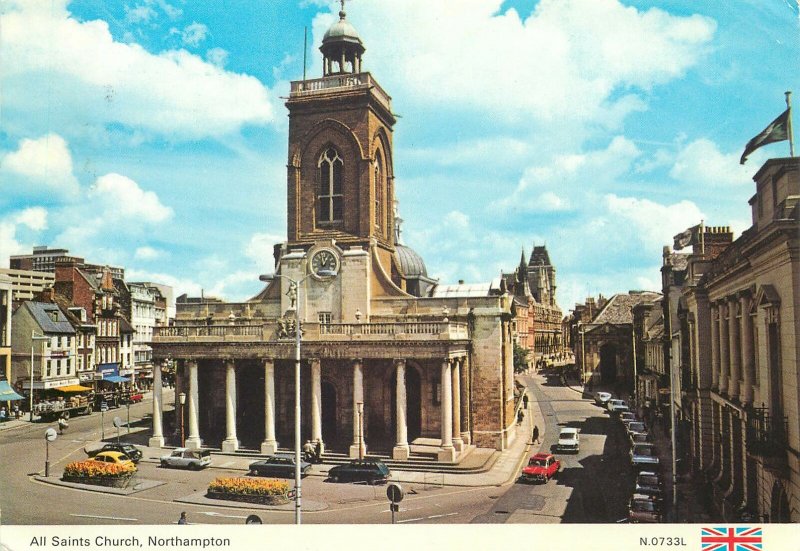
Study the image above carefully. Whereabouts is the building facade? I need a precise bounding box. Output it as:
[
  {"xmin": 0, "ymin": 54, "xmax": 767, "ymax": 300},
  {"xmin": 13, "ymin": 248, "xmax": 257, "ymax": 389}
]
[
  {"xmin": 676, "ymin": 157, "xmax": 799, "ymax": 522},
  {"xmin": 151, "ymin": 8, "xmax": 516, "ymax": 461}
]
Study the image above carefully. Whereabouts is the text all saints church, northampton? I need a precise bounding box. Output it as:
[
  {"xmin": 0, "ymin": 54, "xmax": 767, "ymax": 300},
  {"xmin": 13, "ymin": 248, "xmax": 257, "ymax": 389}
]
[{"xmin": 151, "ymin": 8, "xmax": 530, "ymax": 462}]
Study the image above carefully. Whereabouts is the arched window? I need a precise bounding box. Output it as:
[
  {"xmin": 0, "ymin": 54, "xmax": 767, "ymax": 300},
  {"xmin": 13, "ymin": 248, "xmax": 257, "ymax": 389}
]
[
  {"xmin": 374, "ymin": 152, "xmax": 383, "ymax": 231},
  {"xmin": 318, "ymin": 148, "xmax": 343, "ymax": 224}
]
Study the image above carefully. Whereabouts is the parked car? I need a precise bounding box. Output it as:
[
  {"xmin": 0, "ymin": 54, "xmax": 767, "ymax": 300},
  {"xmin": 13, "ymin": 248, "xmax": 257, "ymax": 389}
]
[
  {"xmin": 628, "ymin": 493, "xmax": 662, "ymax": 523},
  {"xmin": 630, "ymin": 443, "xmax": 660, "ymax": 470},
  {"xmin": 520, "ymin": 453, "xmax": 561, "ymax": 483},
  {"xmin": 160, "ymin": 448, "xmax": 211, "ymax": 470},
  {"xmin": 619, "ymin": 411, "xmax": 637, "ymax": 426},
  {"xmin": 249, "ymin": 454, "xmax": 311, "ymax": 478},
  {"xmin": 635, "ymin": 471, "xmax": 664, "ymax": 500},
  {"xmin": 556, "ymin": 428, "xmax": 580, "ymax": 453},
  {"xmin": 86, "ymin": 443, "xmax": 143, "ymax": 463},
  {"xmin": 328, "ymin": 459, "xmax": 390, "ymax": 484},
  {"xmin": 594, "ymin": 391, "xmax": 612, "ymax": 406},
  {"xmin": 629, "ymin": 431, "xmax": 650, "ymax": 447},
  {"xmin": 91, "ymin": 451, "xmax": 136, "ymax": 470},
  {"xmin": 606, "ymin": 399, "xmax": 628, "ymax": 414},
  {"xmin": 626, "ymin": 421, "xmax": 647, "ymax": 436}
]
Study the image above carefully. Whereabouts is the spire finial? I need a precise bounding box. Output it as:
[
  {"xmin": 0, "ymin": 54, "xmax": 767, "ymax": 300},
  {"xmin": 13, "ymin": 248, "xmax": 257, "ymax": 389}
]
[{"xmin": 339, "ymin": 0, "xmax": 346, "ymax": 19}]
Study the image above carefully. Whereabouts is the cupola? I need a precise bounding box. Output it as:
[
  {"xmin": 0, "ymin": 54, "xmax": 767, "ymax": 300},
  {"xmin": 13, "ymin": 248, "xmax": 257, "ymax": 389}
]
[{"xmin": 320, "ymin": 1, "xmax": 365, "ymax": 75}]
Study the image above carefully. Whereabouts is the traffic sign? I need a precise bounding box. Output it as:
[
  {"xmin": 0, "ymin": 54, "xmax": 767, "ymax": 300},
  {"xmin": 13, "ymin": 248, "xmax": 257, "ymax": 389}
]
[
  {"xmin": 113, "ymin": 416, "xmax": 123, "ymax": 428},
  {"xmin": 386, "ymin": 482, "xmax": 404, "ymax": 503},
  {"xmin": 100, "ymin": 402, "xmax": 109, "ymax": 412},
  {"xmin": 45, "ymin": 428, "xmax": 57, "ymax": 442}
]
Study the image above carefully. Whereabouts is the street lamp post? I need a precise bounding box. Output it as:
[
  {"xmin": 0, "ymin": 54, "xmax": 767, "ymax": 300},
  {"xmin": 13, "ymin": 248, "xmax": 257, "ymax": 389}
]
[
  {"xmin": 30, "ymin": 332, "xmax": 50, "ymax": 422},
  {"xmin": 260, "ymin": 267, "xmax": 337, "ymax": 526},
  {"xmin": 356, "ymin": 401, "xmax": 364, "ymax": 460},
  {"xmin": 178, "ymin": 392, "xmax": 186, "ymax": 447}
]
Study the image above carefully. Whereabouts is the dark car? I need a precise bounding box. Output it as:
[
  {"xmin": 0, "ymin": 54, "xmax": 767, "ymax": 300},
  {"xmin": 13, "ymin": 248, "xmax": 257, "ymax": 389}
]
[
  {"xmin": 85, "ymin": 442, "xmax": 143, "ymax": 463},
  {"xmin": 328, "ymin": 459, "xmax": 390, "ymax": 484},
  {"xmin": 249, "ymin": 454, "xmax": 311, "ymax": 478},
  {"xmin": 628, "ymin": 493, "xmax": 662, "ymax": 523},
  {"xmin": 635, "ymin": 471, "xmax": 664, "ymax": 500}
]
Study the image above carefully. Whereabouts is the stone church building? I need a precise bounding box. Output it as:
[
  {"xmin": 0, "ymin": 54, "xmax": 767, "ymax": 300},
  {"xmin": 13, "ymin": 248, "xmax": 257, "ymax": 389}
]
[{"xmin": 151, "ymin": 8, "xmax": 516, "ymax": 462}]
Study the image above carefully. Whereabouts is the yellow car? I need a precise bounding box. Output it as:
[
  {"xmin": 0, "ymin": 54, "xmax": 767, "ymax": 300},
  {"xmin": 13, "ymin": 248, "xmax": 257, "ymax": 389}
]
[{"xmin": 92, "ymin": 451, "xmax": 136, "ymax": 470}]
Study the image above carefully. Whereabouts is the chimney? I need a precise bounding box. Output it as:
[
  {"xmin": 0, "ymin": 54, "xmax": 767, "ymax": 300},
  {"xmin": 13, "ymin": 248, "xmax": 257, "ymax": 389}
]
[{"xmin": 701, "ymin": 226, "xmax": 734, "ymax": 261}]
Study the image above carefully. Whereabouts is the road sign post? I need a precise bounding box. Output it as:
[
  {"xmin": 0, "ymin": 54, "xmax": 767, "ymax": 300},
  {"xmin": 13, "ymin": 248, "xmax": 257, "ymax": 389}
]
[
  {"xmin": 45, "ymin": 428, "xmax": 57, "ymax": 477},
  {"xmin": 113, "ymin": 416, "xmax": 123, "ymax": 445},
  {"xmin": 386, "ymin": 483, "xmax": 404, "ymax": 524}
]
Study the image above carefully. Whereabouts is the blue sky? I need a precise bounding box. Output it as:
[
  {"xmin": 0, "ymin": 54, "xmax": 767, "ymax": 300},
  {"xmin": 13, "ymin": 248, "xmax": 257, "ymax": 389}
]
[{"xmin": 1, "ymin": 0, "xmax": 798, "ymax": 311}]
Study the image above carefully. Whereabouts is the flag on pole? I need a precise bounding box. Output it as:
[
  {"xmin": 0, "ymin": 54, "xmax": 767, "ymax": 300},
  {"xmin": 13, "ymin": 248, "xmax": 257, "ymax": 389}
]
[
  {"xmin": 673, "ymin": 224, "xmax": 701, "ymax": 250},
  {"xmin": 740, "ymin": 109, "xmax": 790, "ymax": 164}
]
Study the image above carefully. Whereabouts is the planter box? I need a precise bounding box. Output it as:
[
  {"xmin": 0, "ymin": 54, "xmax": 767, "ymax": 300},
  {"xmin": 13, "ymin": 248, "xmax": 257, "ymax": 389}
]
[
  {"xmin": 206, "ymin": 491, "xmax": 289, "ymax": 506},
  {"xmin": 62, "ymin": 475, "xmax": 132, "ymax": 488}
]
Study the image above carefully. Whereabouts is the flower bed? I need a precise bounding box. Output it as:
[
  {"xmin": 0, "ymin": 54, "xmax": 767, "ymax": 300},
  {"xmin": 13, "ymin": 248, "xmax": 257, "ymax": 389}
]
[
  {"xmin": 206, "ymin": 477, "xmax": 290, "ymax": 505},
  {"xmin": 62, "ymin": 460, "xmax": 135, "ymax": 488}
]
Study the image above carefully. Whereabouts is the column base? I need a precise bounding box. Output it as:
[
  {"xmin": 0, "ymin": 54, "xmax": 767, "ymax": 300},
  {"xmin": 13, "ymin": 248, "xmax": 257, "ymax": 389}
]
[
  {"xmin": 461, "ymin": 432, "xmax": 471, "ymax": 445},
  {"xmin": 437, "ymin": 445, "xmax": 456, "ymax": 462},
  {"xmin": 349, "ymin": 443, "xmax": 367, "ymax": 459},
  {"xmin": 392, "ymin": 444, "xmax": 410, "ymax": 460},
  {"xmin": 222, "ymin": 438, "xmax": 240, "ymax": 452},
  {"xmin": 260, "ymin": 440, "xmax": 279, "ymax": 455},
  {"xmin": 148, "ymin": 436, "xmax": 165, "ymax": 448},
  {"xmin": 453, "ymin": 437, "xmax": 464, "ymax": 452},
  {"xmin": 184, "ymin": 436, "xmax": 203, "ymax": 450}
]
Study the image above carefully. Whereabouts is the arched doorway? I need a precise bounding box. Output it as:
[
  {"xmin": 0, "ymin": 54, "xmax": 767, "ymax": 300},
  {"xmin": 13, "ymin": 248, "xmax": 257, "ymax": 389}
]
[
  {"xmin": 390, "ymin": 365, "xmax": 423, "ymax": 444},
  {"xmin": 600, "ymin": 343, "xmax": 618, "ymax": 384},
  {"xmin": 770, "ymin": 481, "xmax": 790, "ymax": 522},
  {"xmin": 321, "ymin": 380, "xmax": 338, "ymax": 446}
]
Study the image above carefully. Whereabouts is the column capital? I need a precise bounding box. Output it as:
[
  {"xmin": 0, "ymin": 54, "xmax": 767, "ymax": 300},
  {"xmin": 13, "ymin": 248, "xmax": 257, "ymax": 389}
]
[
  {"xmin": 393, "ymin": 358, "xmax": 406, "ymax": 367},
  {"xmin": 310, "ymin": 357, "xmax": 321, "ymax": 367}
]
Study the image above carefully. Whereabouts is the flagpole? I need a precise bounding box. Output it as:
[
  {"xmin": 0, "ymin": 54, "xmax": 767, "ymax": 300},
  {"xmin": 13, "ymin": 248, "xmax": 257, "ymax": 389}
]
[
  {"xmin": 700, "ymin": 219, "xmax": 705, "ymax": 256},
  {"xmin": 787, "ymin": 91, "xmax": 795, "ymax": 157}
]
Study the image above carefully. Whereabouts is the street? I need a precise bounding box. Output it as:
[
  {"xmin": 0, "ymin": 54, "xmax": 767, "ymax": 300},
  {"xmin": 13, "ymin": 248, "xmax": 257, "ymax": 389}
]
[{"xmin": 0, "ymin": 373, "xmax": 635, "ymax": 525}]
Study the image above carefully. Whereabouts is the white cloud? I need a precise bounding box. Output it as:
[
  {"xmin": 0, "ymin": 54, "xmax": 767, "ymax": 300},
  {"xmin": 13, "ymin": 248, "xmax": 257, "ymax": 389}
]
[
  {"xmin": 88, "ymin": 173, "xmax": 173, "ymax": 223},
  {"xmin": 125, "ymin": 269, "xmax": 202, "ymax": 299},
  {"xmin": 14, "ymin": 207, "xmax": 48, "ymax": 231},
  {"xmin": 329, "ymin": 0, "xmax": 715, "ymax": 125},
  {"xmin": 134, "ymin": 246, "xmax": 165, "ymax": 261},
  {"xmin": 181, "ymin": 23, "xmax": 208, "ymax": 47},
  {"xmin": 245, "ymin": 233, "xmax": 284, "ymax": 265},
  {"xmin": 670, "ymin": 139, "xmax": 755, "ymax": 186},
  {"xmin": 2, "ymin": 0, "xmax": 273, "ymax": 139},
  {"xmin": 605, "ymin": 194, "xmax": 705, "ymax": 249},
  {"xmin": 125, "ymin": 5, "xmax": 157, "ymax": 24},
  {"xmin": 206, "ymin": 47, "xmax": 229, "ymax": 68},
  {"xmin": 0, "ymin": 134, "xmax": 80, "ymax": 196}
]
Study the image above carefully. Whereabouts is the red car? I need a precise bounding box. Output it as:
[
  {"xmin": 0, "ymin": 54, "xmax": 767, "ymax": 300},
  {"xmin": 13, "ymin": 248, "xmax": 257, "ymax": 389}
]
[{"xmin": 520, "ymin": 453, "xmax": 560, "ymax": 483}]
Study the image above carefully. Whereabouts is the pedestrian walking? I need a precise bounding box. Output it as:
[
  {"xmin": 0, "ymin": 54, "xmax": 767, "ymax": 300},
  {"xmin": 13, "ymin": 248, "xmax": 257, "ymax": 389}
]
[
  {"xmin": 57, "ymin": 415, "xmax": 68, "ymax": 434},
  {"xmin": 517, "ymin": 409, "xmax": 524, "ymax": 425},
  {"xmin": 178, "ymin": 512, "xmax": 188, "ymax": 525},
  {"xmin": 13, "ymin": 404, "xmax": 20, "ymax": 420},
  {"xmin": 532, "ymin": 424, "xmax": 540, "ymax": 444},
  {"xmin": 522, "ymin": 394, "xmax": 529, "ymax": 409}
]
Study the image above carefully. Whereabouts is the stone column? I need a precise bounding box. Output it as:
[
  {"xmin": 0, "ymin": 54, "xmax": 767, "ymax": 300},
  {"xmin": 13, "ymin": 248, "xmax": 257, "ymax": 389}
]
[
  {"xmin": 740, "ymin": 293, "xmax": 755, "ymax": 406},
  {"xmin": 461, "ymin": 355, "xmax": 471, "ymax": 445},
  {"xmin": 718, "ymin": 303, "xmax": 729, "ymax": 396},
  {"xmin": 452, "ymin": 358, "xmax": 464, "ymax": 452},
  {"xmin": 222, "ymin": 360, "xmax": 239, "ymax": 452},
  {"xmin": 728, "ymin": 298, "xmax": 741, "ymax": 400},
  {"xmin": 438, "ymin": 359, "xmax": 455, "ymax": 462},
  {"xmin": 311, "ymin": 358, "xmax": 324, "ymax": 451},
  {"xmin": 261, "ymin": 359, "xmax": 278, "ymax": 455},
  {"xmin": 148, "ymin": 360, "xmax": 165, "ymax": 447},
  {"xmin": 349, "ymin": 359, "xmax": 366, "ymax": 459},
  {"xmin": 392, "ymin": 359, "xmax": 410, "ymax": 460},
  {"xmin": 710, "ymin": 303, "xmax": 719, "ymax": 391},
  {"xmin": 185, "ymin": 360, "xmax": 202, "ymax": 449}
]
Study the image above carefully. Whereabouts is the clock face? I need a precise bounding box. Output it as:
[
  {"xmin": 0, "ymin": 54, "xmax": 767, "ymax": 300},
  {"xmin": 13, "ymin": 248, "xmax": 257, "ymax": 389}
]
[{"xmin": 310, "ymin": 249, "xmax": 339, "ymax": 276}]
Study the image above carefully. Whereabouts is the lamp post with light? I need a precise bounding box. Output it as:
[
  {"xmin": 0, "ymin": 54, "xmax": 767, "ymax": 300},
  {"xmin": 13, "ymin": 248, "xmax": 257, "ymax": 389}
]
[
  {"xmin": 30, "ymin": 332, "xmax": 50, "ymax": 422},
  {"xmin": 178, "ymin": 392, "xmax": 186, "ymax": 447},
  {"xmin": 260, "ymin": 262, "xmax": 337, "ymax": 525}
]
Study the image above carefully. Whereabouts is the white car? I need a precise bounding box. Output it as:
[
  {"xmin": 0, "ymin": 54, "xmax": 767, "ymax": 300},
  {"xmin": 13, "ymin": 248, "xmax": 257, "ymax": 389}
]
[
  {"xmin": 594, "ymin": 391, "xmax": 612, "ymax": 406},
  {"xmin": 556, "ymin": 427, "xmax": 580, "ymax": 453},
  {"xmin": 160, "ymin": 448, "xmax": 211, "ymax": 470},
  {"xmin": 606, "ymin": 399, "xmax": 628, "ymax": 413}
]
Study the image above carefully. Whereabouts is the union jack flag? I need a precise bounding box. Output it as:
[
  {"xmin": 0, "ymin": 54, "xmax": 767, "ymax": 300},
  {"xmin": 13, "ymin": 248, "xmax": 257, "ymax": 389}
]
[{"xmin": 701, "ymin": 527, "xmax": 762, "ymax": 551}]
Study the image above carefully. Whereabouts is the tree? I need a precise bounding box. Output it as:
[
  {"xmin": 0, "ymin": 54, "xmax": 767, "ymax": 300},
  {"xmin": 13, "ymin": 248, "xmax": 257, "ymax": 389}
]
[{"xmin": 513, "ymin": 342, "xmax": 530, "ymax": 374}]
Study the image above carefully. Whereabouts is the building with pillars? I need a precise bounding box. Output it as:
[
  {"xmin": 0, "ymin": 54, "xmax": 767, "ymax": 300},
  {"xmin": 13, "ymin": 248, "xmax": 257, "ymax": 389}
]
[
  {"xmin": 673, "ymin": 157, "xmax": 799, "ymax": 522},
  {"xmin": 151, "ymin": 7, "xmax": 516, "ymax": 462}
]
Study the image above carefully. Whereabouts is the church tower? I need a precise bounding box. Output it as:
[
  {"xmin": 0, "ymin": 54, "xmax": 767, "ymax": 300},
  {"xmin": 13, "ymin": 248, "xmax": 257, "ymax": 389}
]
[{"xmin": 285, "ymin": 3, "xmax": 396, "ymax": 258}]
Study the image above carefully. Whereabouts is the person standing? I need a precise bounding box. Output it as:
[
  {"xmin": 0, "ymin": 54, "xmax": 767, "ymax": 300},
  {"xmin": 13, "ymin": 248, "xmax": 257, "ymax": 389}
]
[
  {"xmin": 532, "ymin": 424, "xmax": 540, "ymax": 444},
  {"xmin": 178, "ymin": 512, "xmax": 188, "ymax": 525},
  {"xmin": 522, "ymin": 393, "xmax": 529, "ymax": 409}
]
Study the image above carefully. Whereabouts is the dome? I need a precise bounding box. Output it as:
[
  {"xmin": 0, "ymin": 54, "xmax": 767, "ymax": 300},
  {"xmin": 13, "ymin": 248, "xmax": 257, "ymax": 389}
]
[
  {"xmin": 396, "ymin": 244, "xmax": 428, "ymax": 278},
  {"xmin": 322, "ymin": 11, "xmax": 364, "ymax": 49}
]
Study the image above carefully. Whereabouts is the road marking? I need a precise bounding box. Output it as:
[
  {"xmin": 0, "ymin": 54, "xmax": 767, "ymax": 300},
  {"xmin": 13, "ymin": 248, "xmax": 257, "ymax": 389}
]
[
  {"xmin": 71, "ymin": 514, "xmax": 138, "ymax": 522},
  {"xmin": 398, "ymin": 517, "xmax": 424, "ymax": 523},
  {"xmin": 427, "ymin": 512, "xmax": 458, "ymax": 519},
  {"xmin": 398, "ymin": 512, "xmax": 458, "ymax": 523},
  {"xmin": 201, "ymin": 512, "xmax": 249, "ymax": 519}
]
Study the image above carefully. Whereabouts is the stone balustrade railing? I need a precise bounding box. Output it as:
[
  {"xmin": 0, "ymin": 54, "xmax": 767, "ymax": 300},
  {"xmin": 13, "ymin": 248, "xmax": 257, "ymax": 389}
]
[{"xmin": 290, "ymin": 73, "xmax": 391, "ymax": 111}]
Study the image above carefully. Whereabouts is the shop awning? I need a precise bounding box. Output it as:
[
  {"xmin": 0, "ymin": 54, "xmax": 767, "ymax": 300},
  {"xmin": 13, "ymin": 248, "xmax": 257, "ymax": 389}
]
[
  {"xmin": 0, "ymin": 380, "xmax": 25, "ymax": 401},
  {"xmin": 54, "ymin": 384, "xmax": 93, "ymax": 392},
  {"xmin": 103, "ymin": 375, "xmax": 130, "ymax": 384}
]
